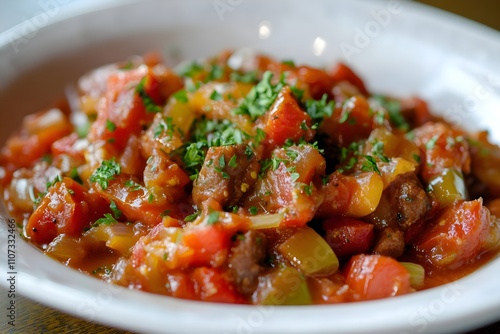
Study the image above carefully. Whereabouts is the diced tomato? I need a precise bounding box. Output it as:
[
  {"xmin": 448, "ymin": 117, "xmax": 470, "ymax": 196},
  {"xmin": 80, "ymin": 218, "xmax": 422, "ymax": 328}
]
[
  {"xmin": 119, "ymin": 135, "xmax": 146, "ymax": 177},
  {"xmin": 345, "ymin": 254, "xmax": 411, "ymax": 301},
  {"xmin": 330, "ymin": 63, "xmax": 369, "ymax": 96},
  {"xmin": 295, "ymin": 66, "xmax": 335, "ymax": 100},
  {"xmin": 182, "ymin": 224, "xmax": 230, "ymax": 267},
  {"xmin": 191, "ymin": 267, "xmax": 245, "ymax": 303},
  {"xmin": 88, "ymin": 66, "xmax": 176, "ymax": 150},
  {"xmin": 2, "ymin": 109, "xmax": 72, "ymax": 169},
  {"xmin": 413, "ymin": 122, "xmax": 470, "ymax": 183},
  {"xmin": 51, "ymin": 133, "xmax": 86, "ymax": 164},
  {"xmin": 260, "ymin": 86, "xmax": 314, "ymax": 148},
  {"xmin": 166, "ymin": 271, "xmax": 197, "ymax": 300},
  {"xmin": 243, "ymin": 146, "xmax": 325, "ymax": 227},
  {"xmin": 97, "ymin": 175, "xmax": 184, "ymax": 226},
  {"xmin": 144, "ymin": 150, "xmax": 190, "ymax": 203},
  {"xmin": 26, "ymin": 177, "xmax": 106, "ymax": 244},
  {"xmin": 320, "ymin": 95, "xmax": 376, "ymax": 146},
  {"xmin": 414, "ymin": 199, "xmax": 497, "ymax": 269},
  {"xmin": 323, "ymin": 217, "xmax": 374, "ymax": 258},
  {"xmin": 400, "ymin": 97, "xmax": 432, "ymax": 127}
]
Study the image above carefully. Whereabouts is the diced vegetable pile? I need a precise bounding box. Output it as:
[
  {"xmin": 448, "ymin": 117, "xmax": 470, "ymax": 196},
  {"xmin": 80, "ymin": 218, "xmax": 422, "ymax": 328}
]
[{"xmin": 1, "ymin": 50, "xmax": 500, "ymax": 304}]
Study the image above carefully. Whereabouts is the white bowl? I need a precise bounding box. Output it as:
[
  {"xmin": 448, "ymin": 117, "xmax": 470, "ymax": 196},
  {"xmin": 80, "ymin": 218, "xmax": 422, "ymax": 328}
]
[{"xmin": 1, "ymin": 1, "xmax": 500, "ymax": 333}]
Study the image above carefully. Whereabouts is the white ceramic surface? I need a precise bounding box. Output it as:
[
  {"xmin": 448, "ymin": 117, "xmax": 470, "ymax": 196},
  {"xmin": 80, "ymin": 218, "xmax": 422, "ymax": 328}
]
[{"xmin": 1, "ymin": 1, "xmax": 500, "ymax": 333}]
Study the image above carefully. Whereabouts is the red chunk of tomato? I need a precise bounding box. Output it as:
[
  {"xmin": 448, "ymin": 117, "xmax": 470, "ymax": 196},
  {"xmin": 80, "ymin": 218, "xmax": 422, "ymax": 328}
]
[
  {"xmin": 182, "ymin": 224, "xmax": 231, "ymax": 267},
  {"xmin": 96, "ymin": 175, "xmax": 183, "ymax": 226},
  {"xmin": 260, "ymin": 86, "xmax": 314, "ymax": 149},
  {"xmin": 2, "ymin": 108, "xmax": 72, "ymax": 169},
  {"xmin": 330, "ymin": 63, "xmax": 369, "ymax": 96},
  {"xmin": 26, "ymin": 177, "xmax": 106, "ymax": 244},
  {"xmin": 413, "ymin": 122, "xmax": 470, "ymax": 183},
  {"xmin": 414, "ymin": 199, "xmax": 498, "ymax": 269},
  {"xmin": 320, "ymin": 95, "xmax": 375, "ymax": 146},
  {"xmin": 191, "ymin": 267, "xmax": 246, "ymax": 304},
  {"xmin": 345, "ymin": 254, "xmax": 411, "ymax": 301},
  {"xmin": 51, "ymin": 133, "xmax": 86, "ymax": 164},
  {"xmin": 323, "ymin": 217, "xmax": 374, "ymax": 258},
  {"xmin": 88, "ymin": 67, "xmax": 167, "ymax": 150}
]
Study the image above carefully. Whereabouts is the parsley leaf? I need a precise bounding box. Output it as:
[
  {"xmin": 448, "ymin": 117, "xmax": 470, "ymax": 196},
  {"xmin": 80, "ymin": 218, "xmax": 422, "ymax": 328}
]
[
  {"xmin": 90, "ymin": 159, "xmax": 121, "ymax": 190},
  {"xmin": 184, "ymin": 211, "xmax": 200, "ymax": 222},
  {"xmin": 372, "ymin": 95, "xmax": 409, "ymax": 131},
  {"xmin": 93, "ymin": 213, "xmax": 118, "ymax": 226},
  {"xmin": 206, "ymin": 211, "xmax": 220, "ymax": 225},
  {"xmin": 233, "ymin": 71, "xmax": 284, "ymax": 121},
  {"xmin": 426, "ymin": 135, "xmax": 439, "ymax": 150},
  {"xmin": 230, "ymin": 71, "xmax": 258, "ymax": 84},
  {"xmin": 109, "ymin": 200, "xmax": 122, "ymax": 219},
  {"xmin": 207, "ymin": 64, "xmax": 224, "ymax": 81},
  {"xmin": 209, "ymin": 89, "xmax": 223, "ymax": 101},
  {"xmin": 106, "ymin": 119, "xmax": 116, "ymax": 132},
  {"xmin": 305, "ymin": 94, "xmax": 334, "ymax": 123},
  {"xmin": 125, "ymin": 180, "xmax": 143, "ymax": 191},
  {"xmin": 173, "ymin": 90, "xmax": 189, "ymax": 104},
  {"xmin": 178, "ymin": 61, "xmax": 204, "ymax": 78},
  {"xmin": 228, "ymin": 154, "xmax": 237, "ymax": 168},
  {"xmin": 136, "ymin": 77, "xmax": 162, "ymax": 113},
  {"xmin": 361, "ymin": 155, "xmax": 381, "ymax": 175}
]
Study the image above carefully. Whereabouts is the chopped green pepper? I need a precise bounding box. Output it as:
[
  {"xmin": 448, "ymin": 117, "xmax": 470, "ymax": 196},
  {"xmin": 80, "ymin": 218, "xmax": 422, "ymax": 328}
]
[
  {"xmin": 254, "ymin": 266, "xmax": 312, "ymax": 305},
  {"xmin": 277, "ymin": 226, "xmax": 339, "ymax": 276}
]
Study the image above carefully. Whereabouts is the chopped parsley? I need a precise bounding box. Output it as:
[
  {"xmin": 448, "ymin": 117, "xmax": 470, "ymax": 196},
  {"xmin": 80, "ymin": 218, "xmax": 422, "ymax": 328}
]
[
  {"xmin": 305, "ymin": 94, "xmax": 334, "ymax": 124},
  {"xmin": 206, "ymin": 211, "xmax": 220, "ymax": 225},
  {"xmin": 173, "ymin": 90, "xmax": 189, "ymax": 104},
  {"xmin": 93, "ymin": 213, "xmax": 119, "ymax": 226},
  {"xmin": 125, "ymin": 180, "xmax": 143, "ymax": 191},
  {"xmin": 290, "ymin": 172, "xmax": 300, "ymax": 182},
  {"xmin": 361, "ymin": 155, "xmax": 381, "ymax": 175},
  {"xmin": 371, "ymin": 140, "xmax": 391, "ymax": 163},
  {"xmin": 136, "ymin": 77, "xmax": 162, "ymax": 113},
  {"xmin": 248, "ymin": 206, "xmax": 258, "ymax": 215},
  {"xmin": 46, "ymin": 175, "xmax": 62, "ymax": 190},
  {"xmin": 372, "ymin": 95, "xmax": 409, "ymax": 131},
  {"xmin": 109, "ymin": 200, "xmax": 122, "ymax": 219},
  {"xmin": 230, "ymin": 70, "xmax": 259, "ymax": 84},
  {"xmin": 207, "ymin": 64, "xmax": 224, "ymax": 81},
  {"xmin": 303, "ymin": 182, "xmax": 313, "ymax": 196},
  {"xmin": 214, "ymin": 155, "xmax": 230, "ymax": 179},
  {"xmin": 233, "ymin": 71, "xmax": 284, "ymax": 121},
  {"xmin": 106, "ymin": 119, "xmax": 116, "ymax": 132},
  {"xmin": 154, "ymin": 117, "xmax": 177, "ymax": 139},
  {"xmin": 148, "ymin": 193, "xmax": 155, "ymax": 203},
  {"xmin": 70, "ymin": 167, "xmax": 83, "ymax": 184},
  {"xmin": 184, "ymin": 211, "xmax": 200, "ymax": 222},
  {"xmin": 90, "ymin": 159, "xmax": 121, "ymax": 190},
  {"xmin": 228, "ymin": 154, "xmax": 238, "ymax": 168},
  {"xmin": 178, "ymin": 61, "xmax": 204, "ymax": 78},
  {"xmin": 209, "ymin": 89, "xmax": 223, "ymax": 101},
  {"xmin": 426, "ymin": 135, "xmax": 439, "ymax": 150}
]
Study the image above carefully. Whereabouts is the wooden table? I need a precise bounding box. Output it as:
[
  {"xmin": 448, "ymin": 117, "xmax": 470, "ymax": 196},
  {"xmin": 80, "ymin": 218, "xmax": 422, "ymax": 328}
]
[{"xmin": 1, "ymin": 1, "xmax": 499, "ymax": 333}]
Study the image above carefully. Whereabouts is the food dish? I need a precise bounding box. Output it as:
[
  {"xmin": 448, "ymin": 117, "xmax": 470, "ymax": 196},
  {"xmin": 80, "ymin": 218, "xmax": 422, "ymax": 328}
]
[
  {"xmin": 0, "ymin": 0, "xmax": 500, "ymax": 330},
  {"xmin": 2, "ymin": 49, "xmax": 500, "ymax": 306}
]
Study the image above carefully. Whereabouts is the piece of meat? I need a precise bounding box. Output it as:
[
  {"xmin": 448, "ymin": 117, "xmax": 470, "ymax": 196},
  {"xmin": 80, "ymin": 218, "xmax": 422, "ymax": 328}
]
[
  {"xmin": 386, "ymin": 172, "xmax": 431, "ymax": 231},
  {"xmin": 373, "ymin": 227, "xmax": 405, "ymax": 258},
  {"xmin": 227, "ymin": 231, "xmax": 267, "ymax": 296},
  {"xmin": 193, "ymin": 145, "xmax": 260, "ymax": 208}
]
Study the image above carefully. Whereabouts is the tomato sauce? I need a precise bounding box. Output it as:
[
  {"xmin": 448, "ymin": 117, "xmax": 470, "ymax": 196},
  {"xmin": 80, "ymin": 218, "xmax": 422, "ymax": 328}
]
[{"xmin": 1, "ymin": 50, "xmax": 500, "ymax": 305}]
